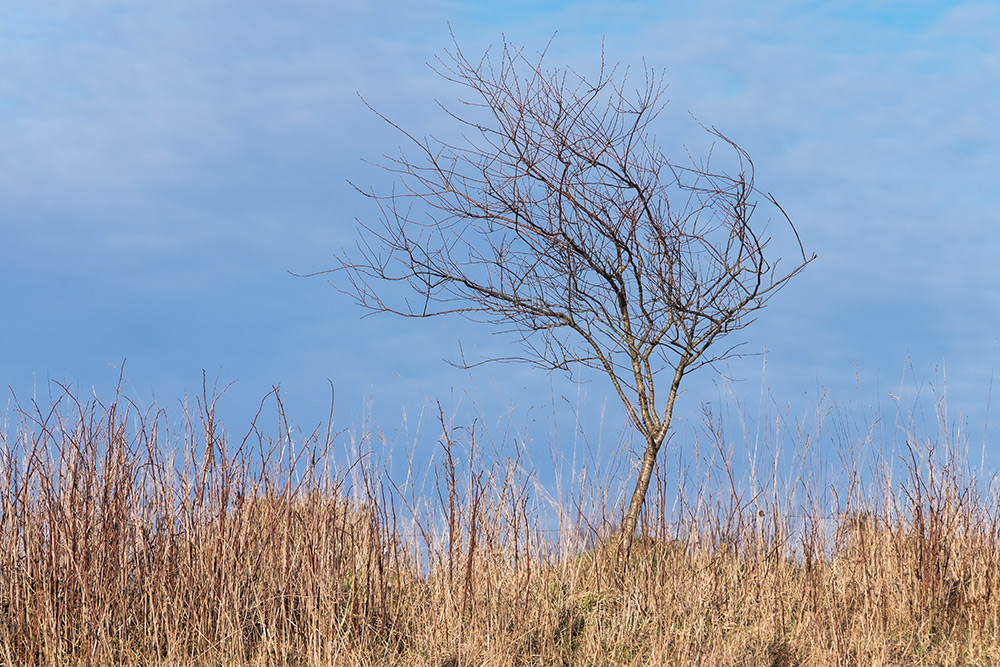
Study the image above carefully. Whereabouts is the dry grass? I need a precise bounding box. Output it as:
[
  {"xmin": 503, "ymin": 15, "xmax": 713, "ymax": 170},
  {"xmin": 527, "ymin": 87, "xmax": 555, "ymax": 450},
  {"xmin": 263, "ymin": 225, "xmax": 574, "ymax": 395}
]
[{"xmin": 1, "ymin": 380, "xmax": 999, "ymax": 666}]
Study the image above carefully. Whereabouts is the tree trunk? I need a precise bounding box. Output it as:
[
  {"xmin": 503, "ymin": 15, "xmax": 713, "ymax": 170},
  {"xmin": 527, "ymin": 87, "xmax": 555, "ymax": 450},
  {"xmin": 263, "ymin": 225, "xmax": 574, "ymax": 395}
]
[
  {"xmin": 620, "ymin": 436, "xmax": 664, "ymax": 550},
  {"xmin": 620, "ymin": 364, "xmax": 685, "ymax": 551}
]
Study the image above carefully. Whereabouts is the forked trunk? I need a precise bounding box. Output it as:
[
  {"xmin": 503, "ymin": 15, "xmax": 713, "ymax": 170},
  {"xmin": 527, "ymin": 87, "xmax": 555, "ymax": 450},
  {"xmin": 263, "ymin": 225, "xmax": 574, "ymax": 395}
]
[{"xmin": 620, "ymin": 364, "xmax": 685, "ymax": 551}]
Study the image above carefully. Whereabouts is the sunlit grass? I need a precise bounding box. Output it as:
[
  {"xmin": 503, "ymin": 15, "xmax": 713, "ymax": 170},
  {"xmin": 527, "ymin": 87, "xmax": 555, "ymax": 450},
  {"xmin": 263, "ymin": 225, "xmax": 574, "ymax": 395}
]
[{"xmin": 1, "ymin": 379, "xmax": 999, "ymax": 665}]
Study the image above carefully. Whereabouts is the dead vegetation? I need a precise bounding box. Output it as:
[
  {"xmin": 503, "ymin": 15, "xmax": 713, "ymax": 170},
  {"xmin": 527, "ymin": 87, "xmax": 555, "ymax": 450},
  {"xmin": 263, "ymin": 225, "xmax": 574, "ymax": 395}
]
[{"xmin": 1, "ymin": 380, "xmax": 999, "ymax": 666}]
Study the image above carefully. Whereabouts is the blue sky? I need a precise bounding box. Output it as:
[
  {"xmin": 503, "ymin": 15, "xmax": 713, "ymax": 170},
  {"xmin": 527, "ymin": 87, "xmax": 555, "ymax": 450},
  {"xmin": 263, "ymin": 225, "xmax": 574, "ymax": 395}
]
[{"xmin": 2, "ymin": 1, "xmax": 998, "ymax": 490}]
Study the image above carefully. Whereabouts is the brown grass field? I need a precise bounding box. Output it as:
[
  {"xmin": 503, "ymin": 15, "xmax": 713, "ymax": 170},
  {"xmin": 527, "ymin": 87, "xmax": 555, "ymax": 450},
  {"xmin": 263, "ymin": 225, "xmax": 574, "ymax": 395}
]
[{"xmin": 1, "ymin": 379, "xmax": 999, "ymax": 666}]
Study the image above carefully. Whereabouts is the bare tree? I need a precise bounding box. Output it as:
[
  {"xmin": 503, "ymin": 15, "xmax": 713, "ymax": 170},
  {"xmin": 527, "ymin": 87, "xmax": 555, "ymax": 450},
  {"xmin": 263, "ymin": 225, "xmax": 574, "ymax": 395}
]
[{"xmin": 329, "ymin": 37, "xmax": 815, "ymax": 546}]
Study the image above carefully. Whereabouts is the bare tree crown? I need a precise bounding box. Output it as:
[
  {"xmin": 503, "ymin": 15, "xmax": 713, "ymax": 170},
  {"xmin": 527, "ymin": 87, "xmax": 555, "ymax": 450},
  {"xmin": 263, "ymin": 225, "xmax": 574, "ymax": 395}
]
[{"xmin": 330, "ymin": 37, "xmax": 815, "ymax": 542}]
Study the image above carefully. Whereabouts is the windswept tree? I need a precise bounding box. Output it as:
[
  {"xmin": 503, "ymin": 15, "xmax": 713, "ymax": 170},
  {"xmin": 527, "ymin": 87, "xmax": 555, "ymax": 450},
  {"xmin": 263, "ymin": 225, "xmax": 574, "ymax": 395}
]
[{"xmin": 331, "ymin": 38, "xmax": 815, "ymax": 544}]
